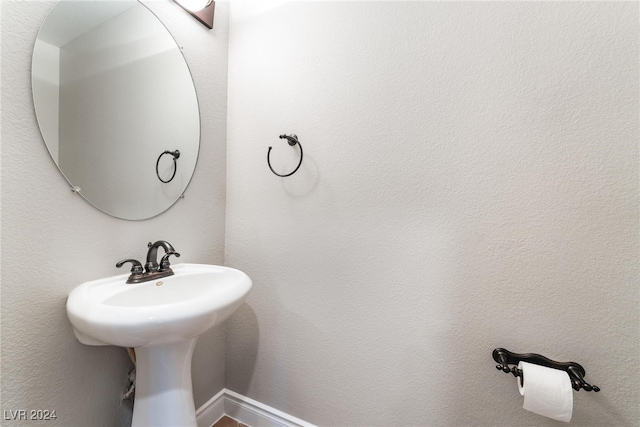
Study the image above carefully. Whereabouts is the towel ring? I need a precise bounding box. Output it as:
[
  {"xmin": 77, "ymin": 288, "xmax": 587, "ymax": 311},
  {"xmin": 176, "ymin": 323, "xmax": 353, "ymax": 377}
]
[
  {"xmin": 156, "ymin": 150, "xmax": 180, "ymax": 183},
  {"xmin": 267, "ymin": 134, "xmax": 303, "ymax": 177}
]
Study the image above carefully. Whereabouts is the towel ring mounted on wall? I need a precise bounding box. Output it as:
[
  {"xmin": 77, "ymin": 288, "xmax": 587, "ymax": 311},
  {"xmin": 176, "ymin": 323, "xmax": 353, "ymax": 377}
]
[
  {"xmin": 267, "ymin": 134, "xmax": 303, "ymax": 177},
  {"xmin": 156, "ymin": 150, "xmax": 180, "ymax": 183}
]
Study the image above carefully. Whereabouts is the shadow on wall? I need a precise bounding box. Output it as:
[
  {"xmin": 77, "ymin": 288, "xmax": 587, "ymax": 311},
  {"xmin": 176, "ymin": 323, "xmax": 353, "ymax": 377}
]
[
  {"xmin": 192, "ymin": 323, "xmax": 227, "ymax": 407},
  {"xmin": 225, "ymin": 303, "xmax": 260, "ymax": 395},
  {"xmin": 280, "ymin": 152, "xmax": 320, "ymax": 199},
  {"xmin": 226, "ymin": 299, "xmax": 347, "ymax": 419}
]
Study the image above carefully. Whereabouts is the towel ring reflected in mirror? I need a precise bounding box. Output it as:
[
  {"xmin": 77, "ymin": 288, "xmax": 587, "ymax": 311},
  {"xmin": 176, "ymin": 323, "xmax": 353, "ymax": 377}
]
[{"xmin": 156, "ymin": 150, "xmax": 180, "ymax": 183}]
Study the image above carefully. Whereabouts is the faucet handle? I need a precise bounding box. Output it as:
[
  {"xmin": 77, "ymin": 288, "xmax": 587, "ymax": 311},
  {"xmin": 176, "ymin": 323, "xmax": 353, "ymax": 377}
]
[
  {"xmin": 116, "ymin": 259, "xmax": 144, "ymax": 274},
  {"xmin": 116, "ymin": 259, "xmax": 145, "ymax": 283},
  {"xmin": 159, "ymin": 251, "xmax": 181, "ymax": 272}
]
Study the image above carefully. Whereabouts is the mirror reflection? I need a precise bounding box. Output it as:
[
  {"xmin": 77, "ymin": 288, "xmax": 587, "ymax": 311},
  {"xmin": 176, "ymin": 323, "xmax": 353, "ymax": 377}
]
[{"xmin": 32, "ymin": 0, "xmax": 200, "ymax": 220}]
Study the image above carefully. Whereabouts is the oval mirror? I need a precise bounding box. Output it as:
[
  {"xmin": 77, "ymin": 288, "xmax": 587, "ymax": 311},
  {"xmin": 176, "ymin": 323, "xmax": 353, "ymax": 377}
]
[{"xmin": 32, "ymin": 0, "xmax": 200, "ymax": 220}]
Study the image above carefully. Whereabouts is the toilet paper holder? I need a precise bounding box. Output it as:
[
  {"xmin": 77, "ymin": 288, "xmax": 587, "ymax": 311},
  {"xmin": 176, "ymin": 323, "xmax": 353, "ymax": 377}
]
[{"xmin": 493, "ymin": 348, "xmax": 600, "ymax": 392}]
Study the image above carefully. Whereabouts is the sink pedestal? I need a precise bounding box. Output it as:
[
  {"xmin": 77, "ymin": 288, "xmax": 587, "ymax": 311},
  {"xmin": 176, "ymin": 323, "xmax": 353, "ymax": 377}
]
[{"xmin": 132, "ymin": 338, "xmax": 198, "ymax": 427}]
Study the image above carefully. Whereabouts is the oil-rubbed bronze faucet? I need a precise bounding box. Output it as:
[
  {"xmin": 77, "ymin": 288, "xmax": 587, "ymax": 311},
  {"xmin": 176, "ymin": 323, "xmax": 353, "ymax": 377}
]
[
  {"xmin": 145, "ymin": 240, "xmax": 178, "ymax": 273},
  {"xmin": 116, "ymin": 240, "xmax": 181, "ymax": 284}
]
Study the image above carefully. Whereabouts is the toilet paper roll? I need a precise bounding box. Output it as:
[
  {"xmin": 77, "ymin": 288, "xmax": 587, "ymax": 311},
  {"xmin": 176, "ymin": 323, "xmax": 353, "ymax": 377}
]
[{"xmin": 517, "ymin": 361, "xmax": 573, "ymax": 423}]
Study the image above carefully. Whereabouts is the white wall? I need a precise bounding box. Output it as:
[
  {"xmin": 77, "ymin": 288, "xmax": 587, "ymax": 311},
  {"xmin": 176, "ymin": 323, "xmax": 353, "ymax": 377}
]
[
  {"xmin": 1, "ymin": 0, "xmax": 229, "ymax": 424},
  {"xmin": 225, "ymin": 2, "xmax": 638, "ymax": 426}
]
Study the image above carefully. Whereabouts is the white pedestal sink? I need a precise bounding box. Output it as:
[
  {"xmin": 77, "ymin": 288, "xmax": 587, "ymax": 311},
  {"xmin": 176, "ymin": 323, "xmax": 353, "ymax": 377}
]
[{"xmin": 66, "ymin": 264, "xmax": 252, "ymax": 427}]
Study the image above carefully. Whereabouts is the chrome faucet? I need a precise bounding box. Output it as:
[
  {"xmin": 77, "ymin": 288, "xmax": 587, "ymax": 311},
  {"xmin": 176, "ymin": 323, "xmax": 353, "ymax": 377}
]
[{"xmin": 116, "ymin": 240, "xmax": 180, "ymax": 283}]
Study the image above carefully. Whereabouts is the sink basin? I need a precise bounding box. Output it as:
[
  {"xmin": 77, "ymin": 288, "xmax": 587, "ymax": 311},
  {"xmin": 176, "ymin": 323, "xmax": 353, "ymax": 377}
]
[
  {"xmin": 66, "ymin": 263, "xmax": 252, "ymax": 427},
  {"xmin": 67, "ymin": 263, "xmax": 252, "ymax": 348}
]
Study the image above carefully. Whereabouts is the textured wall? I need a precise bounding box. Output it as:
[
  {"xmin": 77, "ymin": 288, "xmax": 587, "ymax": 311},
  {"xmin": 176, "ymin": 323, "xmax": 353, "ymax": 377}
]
[
  {"xmin": 225, "ymin": 2, "xmax": 638, "ymax": 426},
  {"xmin": 1, "ymin": 0, "xmax": 229, "ymax": 425}
]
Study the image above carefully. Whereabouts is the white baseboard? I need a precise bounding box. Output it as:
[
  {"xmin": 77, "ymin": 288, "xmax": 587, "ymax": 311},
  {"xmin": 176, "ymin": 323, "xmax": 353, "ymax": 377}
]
[
  {"xmin": 196, "ymin": 389, "xmax": 316, "ymax": 427},
  {"xmin": 196, "ymin": 389, "xmax": 227, "ymax": 427}
]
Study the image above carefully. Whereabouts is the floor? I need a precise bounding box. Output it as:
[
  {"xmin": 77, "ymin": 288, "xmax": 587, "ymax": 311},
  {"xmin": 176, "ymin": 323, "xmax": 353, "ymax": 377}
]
[{"xmin": 212, "ymin": 415, "xmax": 250, "ymax": 427}]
